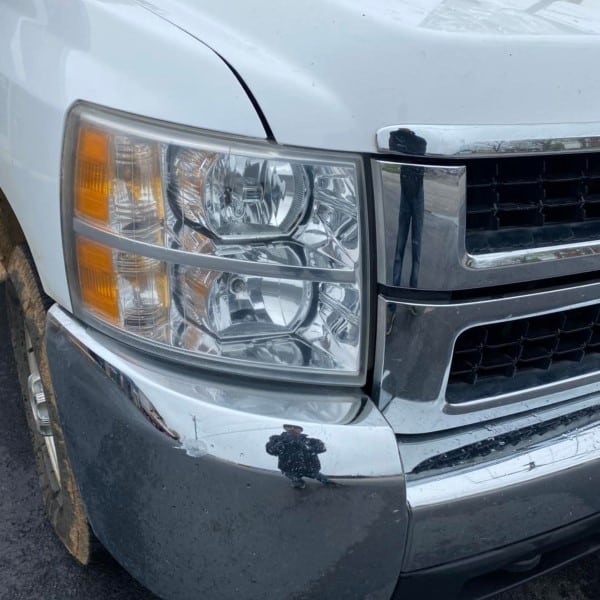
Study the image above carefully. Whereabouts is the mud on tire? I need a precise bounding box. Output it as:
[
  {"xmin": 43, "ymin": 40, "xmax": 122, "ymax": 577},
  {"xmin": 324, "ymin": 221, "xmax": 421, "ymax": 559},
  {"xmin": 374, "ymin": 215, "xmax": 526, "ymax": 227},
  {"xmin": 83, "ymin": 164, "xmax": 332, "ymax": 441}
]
[{"xmin": 5, "ymin": 245, "xmax": 95, "ymax": 564}]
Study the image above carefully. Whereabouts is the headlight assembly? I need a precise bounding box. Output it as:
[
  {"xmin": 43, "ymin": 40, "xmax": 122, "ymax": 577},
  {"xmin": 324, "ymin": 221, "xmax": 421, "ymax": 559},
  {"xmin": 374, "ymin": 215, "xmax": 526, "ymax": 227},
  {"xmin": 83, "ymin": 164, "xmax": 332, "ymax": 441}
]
[{"xmin": 62, "ymin": 104, "xmax": 368, "ymax": 383}]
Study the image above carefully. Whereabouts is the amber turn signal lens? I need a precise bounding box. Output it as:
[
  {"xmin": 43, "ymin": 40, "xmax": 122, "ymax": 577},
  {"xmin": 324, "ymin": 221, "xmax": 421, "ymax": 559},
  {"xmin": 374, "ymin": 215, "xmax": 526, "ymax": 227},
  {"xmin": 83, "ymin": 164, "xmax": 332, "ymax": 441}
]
[
  {"xmin": 74, "ymin": 126, "xmax": 112, "ymax": 223},
  {"xmin": 76, "ymin": 236, "xmax": 118, "ymax": 322}
]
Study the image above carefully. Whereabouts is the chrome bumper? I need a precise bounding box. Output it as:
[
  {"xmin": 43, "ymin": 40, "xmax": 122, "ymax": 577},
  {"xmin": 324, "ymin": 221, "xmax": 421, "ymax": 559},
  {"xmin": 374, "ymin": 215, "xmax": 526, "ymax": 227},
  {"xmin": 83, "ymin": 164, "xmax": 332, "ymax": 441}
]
[
  {"xmin": 400, "ymin": 398, "xmax": 600, "ymax": 571},
  {"xmin": 46, "ymin": 306, "xmax": 600, "ymax": 599},
  {"xmin": 45, "ymin": 306, "xmax": 407, "ymax": 600}
]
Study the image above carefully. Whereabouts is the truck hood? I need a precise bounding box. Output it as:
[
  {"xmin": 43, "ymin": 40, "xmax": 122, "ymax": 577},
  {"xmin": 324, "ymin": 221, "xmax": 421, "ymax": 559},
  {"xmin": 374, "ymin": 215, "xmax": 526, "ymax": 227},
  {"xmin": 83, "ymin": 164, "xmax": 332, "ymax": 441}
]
[{"xmin": 136, "ymin": 0, "xmax": 600, "ymax": 151}]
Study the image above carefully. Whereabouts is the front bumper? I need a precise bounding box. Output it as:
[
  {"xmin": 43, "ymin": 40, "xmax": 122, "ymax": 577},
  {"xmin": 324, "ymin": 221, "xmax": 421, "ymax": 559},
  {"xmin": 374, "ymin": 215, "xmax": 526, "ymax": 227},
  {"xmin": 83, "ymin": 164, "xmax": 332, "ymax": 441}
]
[
  {"xmin": 45, "ymin": 306, "xmax": 407, "ymax": 600},
  {"xmin": 46, "ymin": 306, "xmax": 600, "ymax": 600}
]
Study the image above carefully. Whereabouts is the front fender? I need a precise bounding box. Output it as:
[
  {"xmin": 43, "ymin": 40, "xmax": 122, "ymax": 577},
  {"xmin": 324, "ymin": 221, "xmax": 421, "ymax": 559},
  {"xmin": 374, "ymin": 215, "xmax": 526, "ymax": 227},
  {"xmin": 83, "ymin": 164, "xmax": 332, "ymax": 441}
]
[{"xmin": 0, "ymin": 0, "xmax": 265, "ymax": 307}]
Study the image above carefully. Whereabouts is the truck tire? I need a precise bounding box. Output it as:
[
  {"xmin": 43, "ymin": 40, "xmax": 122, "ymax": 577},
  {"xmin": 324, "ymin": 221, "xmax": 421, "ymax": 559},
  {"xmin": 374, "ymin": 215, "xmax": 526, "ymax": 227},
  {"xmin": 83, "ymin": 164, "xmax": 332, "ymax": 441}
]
[{"xmin": 5, "ymin": 245, "xmax": 95, "ymax": 564}]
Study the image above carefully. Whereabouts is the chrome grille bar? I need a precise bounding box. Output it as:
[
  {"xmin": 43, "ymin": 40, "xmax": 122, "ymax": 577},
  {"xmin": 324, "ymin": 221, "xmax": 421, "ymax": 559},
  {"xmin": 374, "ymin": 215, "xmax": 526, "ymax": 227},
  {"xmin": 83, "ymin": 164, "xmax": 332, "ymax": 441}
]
[
  {"xmin": 375, "ymin": 280, "xmax": 600, "ymax": 434},
  {"xmin": 374, "ymin": 159, "xmax": 600, "ymax": 291}
]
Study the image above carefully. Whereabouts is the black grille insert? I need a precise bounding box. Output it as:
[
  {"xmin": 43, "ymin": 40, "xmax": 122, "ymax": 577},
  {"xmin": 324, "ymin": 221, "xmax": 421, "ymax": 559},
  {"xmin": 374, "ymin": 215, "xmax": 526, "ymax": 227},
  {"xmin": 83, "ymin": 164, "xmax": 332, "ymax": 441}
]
[
  {"xmin": 448, "ymin": 305, "xmax": 600, "ymax": 401},
  {"xmin": 466, "ymin": 153, "xmax": 600, "ymax": 253}
]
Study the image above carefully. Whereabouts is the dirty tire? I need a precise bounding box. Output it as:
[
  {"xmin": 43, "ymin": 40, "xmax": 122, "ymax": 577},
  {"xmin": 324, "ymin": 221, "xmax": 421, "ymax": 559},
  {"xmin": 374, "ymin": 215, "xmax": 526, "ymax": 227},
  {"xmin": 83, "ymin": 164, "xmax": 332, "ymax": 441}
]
[{"xmin": 5, "ymin": 245, "xmax": 95, "ymax": 564}]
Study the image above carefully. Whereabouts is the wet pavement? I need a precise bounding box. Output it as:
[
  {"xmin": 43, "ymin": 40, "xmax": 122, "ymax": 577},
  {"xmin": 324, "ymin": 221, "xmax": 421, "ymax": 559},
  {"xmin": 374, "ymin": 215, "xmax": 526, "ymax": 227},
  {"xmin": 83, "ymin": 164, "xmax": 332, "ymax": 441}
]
[{"xmin": 0, "ymin": 285, "xmax": 597, "ymax": 600}]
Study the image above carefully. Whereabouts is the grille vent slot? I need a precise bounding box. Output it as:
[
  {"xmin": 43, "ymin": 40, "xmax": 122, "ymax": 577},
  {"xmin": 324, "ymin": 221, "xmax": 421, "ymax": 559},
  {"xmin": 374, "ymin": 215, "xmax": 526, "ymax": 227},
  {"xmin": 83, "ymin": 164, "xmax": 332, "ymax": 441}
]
[
  {"xmin": 448, "ymin": 305, "xmax": 600, "ymax": 402},
  {"xmin": 466, "ymin": 154, "xmax": 600, "ymax": 253}
]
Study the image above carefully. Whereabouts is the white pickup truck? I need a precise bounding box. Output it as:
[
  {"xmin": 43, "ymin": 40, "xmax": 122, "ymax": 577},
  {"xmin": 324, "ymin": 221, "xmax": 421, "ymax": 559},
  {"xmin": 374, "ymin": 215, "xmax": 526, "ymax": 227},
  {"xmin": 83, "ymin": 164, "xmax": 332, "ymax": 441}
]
[{"xmin": 1, "ymin": 1, "xmax": 599, "ymax": 599}]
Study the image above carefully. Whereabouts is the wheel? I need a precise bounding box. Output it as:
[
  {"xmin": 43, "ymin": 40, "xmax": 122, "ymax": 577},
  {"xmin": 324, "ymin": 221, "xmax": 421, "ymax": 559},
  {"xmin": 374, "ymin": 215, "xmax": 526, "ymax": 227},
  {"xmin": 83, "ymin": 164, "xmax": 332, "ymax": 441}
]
[{"xmin": 5, "ymin": 244, "xmax": 95, "ymax": 564}]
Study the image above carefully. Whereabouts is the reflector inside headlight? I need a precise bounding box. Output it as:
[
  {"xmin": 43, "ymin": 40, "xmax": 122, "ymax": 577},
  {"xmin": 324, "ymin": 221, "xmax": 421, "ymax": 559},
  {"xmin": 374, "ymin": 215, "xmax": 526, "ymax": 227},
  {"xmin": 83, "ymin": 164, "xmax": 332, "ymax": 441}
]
[
  {"xmin": 64, "ymin": 104, "xmax": 367, "ymax": 383},
  {"xmin": 171, "ymin": 148, "xmax": 309, "ymax": 239}
]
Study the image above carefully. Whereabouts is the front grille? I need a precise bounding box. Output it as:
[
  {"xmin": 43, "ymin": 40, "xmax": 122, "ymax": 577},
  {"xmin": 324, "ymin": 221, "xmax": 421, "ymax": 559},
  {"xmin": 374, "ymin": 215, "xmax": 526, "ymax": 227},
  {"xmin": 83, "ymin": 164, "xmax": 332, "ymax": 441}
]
[
  {"xmin": 448, "ymin": 304, "xmax": 600, "ymax": 401},
  {"xmin": 465, "ymin": 153, "xmax": 600, "ymax": 253}
]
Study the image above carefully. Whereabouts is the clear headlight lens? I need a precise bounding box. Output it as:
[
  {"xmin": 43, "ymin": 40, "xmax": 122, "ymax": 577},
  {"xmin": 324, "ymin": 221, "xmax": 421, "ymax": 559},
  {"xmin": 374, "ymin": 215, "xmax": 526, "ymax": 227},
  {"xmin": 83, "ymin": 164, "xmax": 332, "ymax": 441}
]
[
  {"xmin": 170, "ymin": 148, "xmax": 309, "ymax": 239},
  {"xmin": 64, "ymin": 104, "xmax": 367, "ymax": 383}
]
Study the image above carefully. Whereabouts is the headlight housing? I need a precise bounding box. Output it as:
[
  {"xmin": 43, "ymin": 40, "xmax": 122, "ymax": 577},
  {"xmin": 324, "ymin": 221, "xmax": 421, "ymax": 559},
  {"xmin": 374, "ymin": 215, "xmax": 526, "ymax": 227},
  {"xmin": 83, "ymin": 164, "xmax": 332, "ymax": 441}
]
[{"xmin": 62, "ymin": 104, "xmax": 368, "ymax": 383}]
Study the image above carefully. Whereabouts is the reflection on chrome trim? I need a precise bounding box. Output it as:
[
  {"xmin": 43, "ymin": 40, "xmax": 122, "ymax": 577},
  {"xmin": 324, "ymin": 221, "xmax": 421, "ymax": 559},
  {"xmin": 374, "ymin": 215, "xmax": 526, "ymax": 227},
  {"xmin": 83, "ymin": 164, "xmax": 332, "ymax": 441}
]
[
  {"xmin": 266, "ymin": 424, "xmax": 332, "ymax": 489},
  {"xmin": 466, "ymin": 241, "xmax": 600, "ymax": 269},
  {"xmin": 373, "ymin": 160, "xmax": 465, "ymax": 290},
  {"xmin": 47, "ymin": 305, "xmax": 402, "ymax": 477},
  {"xmin": 374, "ymin": 159, "xmax": 600, "ymax": 290},
  {"xmin": 377, "ymin": 123, "xmax": 600, "ymax": 158}
]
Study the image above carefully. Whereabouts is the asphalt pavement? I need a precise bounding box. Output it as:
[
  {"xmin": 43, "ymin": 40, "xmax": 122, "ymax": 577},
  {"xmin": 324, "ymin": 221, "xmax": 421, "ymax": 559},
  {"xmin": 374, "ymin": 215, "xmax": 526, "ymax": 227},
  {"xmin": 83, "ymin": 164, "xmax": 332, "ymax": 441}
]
[{"xmin": 0, "ymin": 284, "xmax": 598, "ymax": 600}]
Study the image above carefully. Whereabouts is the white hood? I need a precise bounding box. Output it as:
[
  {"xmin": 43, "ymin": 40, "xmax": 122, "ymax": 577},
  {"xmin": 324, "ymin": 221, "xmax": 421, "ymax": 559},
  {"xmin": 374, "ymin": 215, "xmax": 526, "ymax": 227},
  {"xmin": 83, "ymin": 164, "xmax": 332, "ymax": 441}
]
[{"xmin": 136, "ymin": 0, "xmax": 600, "ymax": 151}]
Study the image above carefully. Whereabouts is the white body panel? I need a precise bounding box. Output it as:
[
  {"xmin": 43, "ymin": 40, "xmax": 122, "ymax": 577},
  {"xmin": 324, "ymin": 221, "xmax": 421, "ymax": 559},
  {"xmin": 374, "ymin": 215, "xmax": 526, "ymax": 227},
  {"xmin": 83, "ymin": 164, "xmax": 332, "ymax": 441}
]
[
  {"xmin": 139, "ymin": 0, "xmax": 600, "ymax": 152},
  {"xmin": 0, "ymin": 0, "xmax": 265, "ymax": 307}
]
